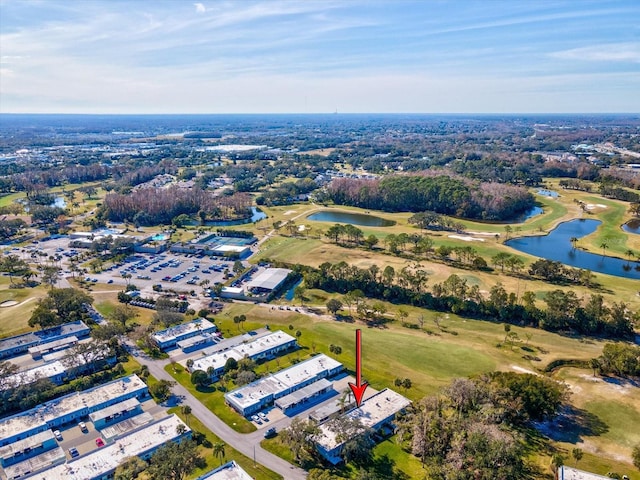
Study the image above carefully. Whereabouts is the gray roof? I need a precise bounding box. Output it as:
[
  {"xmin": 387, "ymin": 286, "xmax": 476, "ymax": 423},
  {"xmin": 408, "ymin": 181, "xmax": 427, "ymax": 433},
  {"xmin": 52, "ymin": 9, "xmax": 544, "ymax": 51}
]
[
  {"xmin": 274, "ymin": 378, "xmax": 332, "ymax": 410},
  {"xmin": 246, "ymin": 268, "xmax": 291, "ymax": 291}
]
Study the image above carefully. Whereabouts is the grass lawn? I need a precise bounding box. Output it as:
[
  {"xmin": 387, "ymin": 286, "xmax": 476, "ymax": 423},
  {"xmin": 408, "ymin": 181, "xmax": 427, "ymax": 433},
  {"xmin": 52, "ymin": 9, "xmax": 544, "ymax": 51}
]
[
  {"xmin": 168, "ymin": 407, "xmax": 283, "ymax": 480},
  {"xmin": 210, "ymin": 299, "xmax": 639, "ymax": 475},
  {"xmin": 0, "ymin": 280, "xmax": 47, "ymax": 337},
  {"xmin": 165, "ymin": 364, "xmax": 256, "ymax": 433}
]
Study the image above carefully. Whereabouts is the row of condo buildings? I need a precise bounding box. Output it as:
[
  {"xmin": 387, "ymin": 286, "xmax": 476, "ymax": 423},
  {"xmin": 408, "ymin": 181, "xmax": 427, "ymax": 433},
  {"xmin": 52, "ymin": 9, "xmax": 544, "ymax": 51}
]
[
  {"xmin": 0, "ymin": 321, "xmax": 117, "ymax": 393},
  {"xmin": 0, "ymin": 374, "xmax": 191, "ymax": 480}
]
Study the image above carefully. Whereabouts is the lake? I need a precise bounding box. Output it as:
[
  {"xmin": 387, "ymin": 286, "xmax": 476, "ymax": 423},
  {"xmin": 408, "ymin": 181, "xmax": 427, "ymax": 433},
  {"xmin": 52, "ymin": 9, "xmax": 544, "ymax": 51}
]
[
  {"xmin": 200, "ymin": 207, "xmax": 267, "ymax": 227},
  {"xmin": 307, "ymin": 211, "xmax": 395, "ymax": 227},
  {"xmin": 512, "ymin": 205, "xmax": 543, "ymax": 223},
  {"xmin": 622, "ymin": 219, "xmax": 640, "ymax": 235},
  {"xmin": 537, "ymin": 189, "xmax": 559, "ymax": 198},
  {"xmin": 506, "ymin": 218, "xmax": 640, "ymax": 279}
]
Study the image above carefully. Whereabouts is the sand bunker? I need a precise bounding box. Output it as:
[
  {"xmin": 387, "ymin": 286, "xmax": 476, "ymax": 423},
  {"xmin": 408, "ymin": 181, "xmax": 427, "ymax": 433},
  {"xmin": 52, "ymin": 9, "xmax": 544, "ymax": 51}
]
[
  {"xmin": 448, "ymin": 235, "xmax": 485, "ymax": 242},
  {"xmin": 0, "ymin": 300, "xmax": 19, "ymax": 307},
  {"xmin": 511, "ymin": 365, "xmax": 539, "ymax": 376},
  {"xmin": 466, "ymin": 231, "xmax": 499, "ymax": 237},
  {"xmin": 283, "ymin": 210, "xmax": 296, "ymax": 215},
  {"xmin": 585, "ymin": 203, "xmax": 607, "ymax": 210}
]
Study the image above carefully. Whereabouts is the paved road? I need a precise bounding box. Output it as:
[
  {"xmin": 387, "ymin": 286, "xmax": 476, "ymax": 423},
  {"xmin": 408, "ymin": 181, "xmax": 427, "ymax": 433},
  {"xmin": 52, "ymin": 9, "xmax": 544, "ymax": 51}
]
[{"xmin": 126, "ymin": 341, "xmax": 307, "ymax": 480}]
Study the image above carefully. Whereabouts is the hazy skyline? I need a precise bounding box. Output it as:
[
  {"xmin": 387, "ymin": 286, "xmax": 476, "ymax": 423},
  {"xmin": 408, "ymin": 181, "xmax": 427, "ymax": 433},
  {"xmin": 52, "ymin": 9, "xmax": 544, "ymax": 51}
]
[{"xmin": 1, "ymin": 0, "xmax": 639, "ymax": 114}]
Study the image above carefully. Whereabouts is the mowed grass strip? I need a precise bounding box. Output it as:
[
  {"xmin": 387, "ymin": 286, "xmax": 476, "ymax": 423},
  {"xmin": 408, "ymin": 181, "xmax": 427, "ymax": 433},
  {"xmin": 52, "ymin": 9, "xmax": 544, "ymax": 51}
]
[{"xmin": 168, "ymin": 407, "xmax": 282, "ymax": 480}]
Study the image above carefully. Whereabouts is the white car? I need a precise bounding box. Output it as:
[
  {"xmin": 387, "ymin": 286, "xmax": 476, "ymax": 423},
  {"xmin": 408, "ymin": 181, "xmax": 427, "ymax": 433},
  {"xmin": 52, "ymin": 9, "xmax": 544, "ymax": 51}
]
[{"xmin": 53, "ymin": 430, "xmax": 62, "ymax": 441}]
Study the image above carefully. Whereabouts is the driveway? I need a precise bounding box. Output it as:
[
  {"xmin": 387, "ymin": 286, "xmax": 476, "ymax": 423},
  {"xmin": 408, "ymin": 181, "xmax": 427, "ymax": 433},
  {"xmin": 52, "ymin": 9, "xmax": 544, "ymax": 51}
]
[{"xmin": 126, "ymin": 341, "xmax": 307, "ymax": 479}]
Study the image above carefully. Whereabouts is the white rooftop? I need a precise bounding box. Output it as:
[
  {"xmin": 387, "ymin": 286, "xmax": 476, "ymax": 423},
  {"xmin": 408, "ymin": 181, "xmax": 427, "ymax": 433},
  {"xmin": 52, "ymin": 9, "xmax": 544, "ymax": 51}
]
[
  {"xmin": 196, "ymin": 461, "xmax": 253, "ymax": 480},
  {"xmin": 88, "ymin": 398, "xmax": 140, "ymax": 423},
  {"xmin": 246, "ymin": 268, "xmax": 291, "ymax": 291},
  {"xmin": 0, "ymin": 375, "xmax": 147, "ymax": 441},
  {"xmin": 226, "ymin": 354, "xmax": 342, "ymax": 410},
  {"xmin": 151, "ymin": 318, "xmax": 215, "ymax": 344},
  {"xmin": 31, "ymin": 415, "xmax": 190, "ymax": 480},
  {"xmin": 0, "ymin": 430, "xmax": 55, "ymax": 460},
  {"xmin": 317, "ymin": 388, "xmax": 411, "ymax": 451},
  {"xmin": 1, "ymin": 361, "xmax": 66, "ymax": 391},
  {"xmin": 215, "ymin": 245, "xmax": 248, "ymax": 253},
  {"xmin": 191, "ymin": 330, "xmax": 296, "ymax": 374},
  {"xmin": 559, "ymin": 466, "xmax": 612, "ymax": 480},
  {"xmin": 28, "ymin": 336, "xmax": 78, "ymax": 355}
]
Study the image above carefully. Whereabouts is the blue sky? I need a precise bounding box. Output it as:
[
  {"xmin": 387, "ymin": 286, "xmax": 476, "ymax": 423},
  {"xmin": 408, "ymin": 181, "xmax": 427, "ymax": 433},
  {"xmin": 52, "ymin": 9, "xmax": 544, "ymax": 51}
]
[{"xmin": 1, "ymin": 0, "xmax": 639, "ymax": 113}]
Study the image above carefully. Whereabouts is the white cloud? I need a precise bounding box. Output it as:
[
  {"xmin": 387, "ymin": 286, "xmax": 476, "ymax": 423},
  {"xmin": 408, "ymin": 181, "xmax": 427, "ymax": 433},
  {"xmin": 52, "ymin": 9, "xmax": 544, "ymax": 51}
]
[
  {"xmin": 194, "ymin": 3, "xmax": 206, "ymax": 14},
  {"xmin": 550, "ymin": 43, "xmax": 640, "ymax": 63}
]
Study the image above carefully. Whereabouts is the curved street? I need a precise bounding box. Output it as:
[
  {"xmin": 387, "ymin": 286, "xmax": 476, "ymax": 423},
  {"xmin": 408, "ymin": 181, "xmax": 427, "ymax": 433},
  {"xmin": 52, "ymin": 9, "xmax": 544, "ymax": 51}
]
[{"xmin": 125, "ymin": 340, "xmax": 308, "ymax": 480}]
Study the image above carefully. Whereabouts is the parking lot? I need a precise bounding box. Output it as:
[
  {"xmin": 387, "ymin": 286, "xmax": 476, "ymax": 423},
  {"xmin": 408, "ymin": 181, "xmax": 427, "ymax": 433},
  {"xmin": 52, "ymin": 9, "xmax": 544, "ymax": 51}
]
[
  {"xmin": 90, "ymin": 253, "xmax": 243, "ymax": 294},
  {"xmin": 5, "ymin": 235, "xmax": 249, "ymax": 297}
]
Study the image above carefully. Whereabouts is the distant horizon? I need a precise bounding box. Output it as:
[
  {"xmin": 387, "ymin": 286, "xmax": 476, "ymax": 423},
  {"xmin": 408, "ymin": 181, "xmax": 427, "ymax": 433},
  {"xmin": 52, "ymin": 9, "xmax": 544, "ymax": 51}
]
[
  {"xmin": 1, "ymin": 1, "xmax": 639, "ymax": 114},
  {"xmin": 1, "ymin": 112, "xmax": 639, "ymax": 117}
]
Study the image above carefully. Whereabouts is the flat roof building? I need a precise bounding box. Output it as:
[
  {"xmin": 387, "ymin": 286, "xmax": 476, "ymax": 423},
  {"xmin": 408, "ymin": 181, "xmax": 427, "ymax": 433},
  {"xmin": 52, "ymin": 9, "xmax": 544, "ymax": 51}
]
[
  {"xmin": 224, "ymin": 354, "xmax": 342, "ymax": 416},
  {"xmin": 28, "ymin": 336, "xmax": 78, "ymax": 359},
  {"xmin": 0, "ymin": 321, "xmax": 90, "ymax": 360},
  {"xmin": 0, "ymin": 375, "xmax": 148, "ymax": 447},
  {"xmin": 190, "ymin": 330, "xmax": 297, "ymax": 381},
  {"xmin": 151, "ymin": 318, "xmax": 217, "ymax": 351},
  {"xmin": 559, "ymin": 466, "xmax": 613, "ymax": 480},
  {"xmin": 316, "ymin": 388, "xmax": 411, "ymax": 465},
  {"xmin": 1, "ymin": 346, "xmax": 116, "ymax": 391},
  {"xmin": 195, "ymin": 461, "xmax": 253, "ymax": 480},
  {"xmin": 246, "ymin": 268, "xmax": 292, "ymax": 294},
  {"xmin": 29, "ymin": 414, "xmax": 191, "ymax": 480}
]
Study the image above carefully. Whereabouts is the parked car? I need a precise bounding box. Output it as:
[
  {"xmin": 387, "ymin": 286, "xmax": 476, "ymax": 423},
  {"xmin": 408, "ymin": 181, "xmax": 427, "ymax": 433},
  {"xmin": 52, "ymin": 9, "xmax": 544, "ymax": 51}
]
[
  {"xmin": 78, "ymin": 421, "xmax": 87, "ymax": 432},
  {"xmin": 264, "ymin": 427, "xmax": 277, "ymax": 439},
  {"xmin": 53, "ymin": 430, "xmax": 62, "ymax": 441},
  {"xmin": 69, "ymin": 447, "xmax": 79, "ymax": 457},
  {"xmin": 95, "ymin": 438, "xmax": 105, "ymax": 447}
]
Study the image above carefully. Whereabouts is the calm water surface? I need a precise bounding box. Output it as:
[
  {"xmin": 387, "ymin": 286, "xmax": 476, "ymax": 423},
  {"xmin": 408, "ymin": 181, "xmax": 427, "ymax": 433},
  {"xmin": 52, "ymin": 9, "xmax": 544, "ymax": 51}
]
[
  {"xmin": 506, "ymin": 219, "xmax": 640, "ymax": 279},
  {"xmin": 307, "ymin": 211, "xmax": 395, "ymax": 227}
]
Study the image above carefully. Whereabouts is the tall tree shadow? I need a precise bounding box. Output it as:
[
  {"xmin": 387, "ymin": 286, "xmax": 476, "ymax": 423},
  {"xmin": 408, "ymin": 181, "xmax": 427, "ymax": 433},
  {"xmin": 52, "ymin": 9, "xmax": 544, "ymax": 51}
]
[{"xmin": 535, "ymin": 405, "xmax": 608, "ymax": 443}]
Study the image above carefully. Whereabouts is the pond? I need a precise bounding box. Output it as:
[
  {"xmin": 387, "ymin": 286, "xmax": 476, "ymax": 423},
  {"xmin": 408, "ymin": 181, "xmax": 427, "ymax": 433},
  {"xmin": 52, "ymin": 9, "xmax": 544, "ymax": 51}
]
[
  {"xmin": 307, "ymin": 210, "xmax": 395, "ymax": 227},
  {"xmin": 506, "ymin": 218, "xmax": 640, "ymax": 279},
  {"xmin": 17, "ymin": 196, "xmax": 66, "ymax": 212},
  {"xmin": 622, "ymin": 219, "xmax": 640, "ymax": 235},
  {"xmin": 511, "ymin": 205, "xmax": 544, "ymax": 223},
  {"xmin": 284, "ymin": 278, "xmax": 303, "ymax": 301},
  {"xmin": 201, "ymin": 207, "xmax": 267, "ymax": 227},
  {"xmin": 537, "ymin": 189, "xmax": 559, "ymax": 198}
]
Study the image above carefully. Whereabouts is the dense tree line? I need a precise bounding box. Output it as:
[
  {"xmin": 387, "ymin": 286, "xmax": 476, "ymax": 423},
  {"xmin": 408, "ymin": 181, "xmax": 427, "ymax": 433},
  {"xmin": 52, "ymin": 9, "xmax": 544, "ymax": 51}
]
[
  {"xmin": 0, "ymin": 218, "xmax": 27, "ymax": 240},
  {"xmin": 28, "ymin": 288, "xmax": 93, "ymax": 328},
  {"xmin": 298, "ymin": 262, "xmax": 636, "ymax": 339},
  {"xmin": 325, "ymin": 173, "xmax": 535, "ymax": 221},
  {"xmin": 99, "ymin": 187, "xmax": 252, "ymax": 226},
  {"xmin": 397, "ymin": 374, "xmax": 567, "ymax": 478},
  {"xmin": 594, "ymin": 343, "xmax": 640, "ymax": 377}
]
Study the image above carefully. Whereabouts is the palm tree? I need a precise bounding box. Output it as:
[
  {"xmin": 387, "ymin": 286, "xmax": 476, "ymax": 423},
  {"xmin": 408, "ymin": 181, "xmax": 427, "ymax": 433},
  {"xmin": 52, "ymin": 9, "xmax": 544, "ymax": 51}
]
[
  {"xmin": 599, "ymin": 241, "xmax": 609, "ymax": 257},
  {"xmin": 570, "ymin": 237, "xmax": 578, "ymax": 250},
  {"xmin": 571, "ymin": 448, "xmax": 583, "ymax": 467},
  {"xmin": 213, "ymin": 442, "xmax": 226, "ymax": 465},
  {"xmin": 181, "ymin": 405, "xmax": 192, "ymax": 427},
  {"xmin": 625, "ymin": 249, "xmax": 635, "ymax": 265}
]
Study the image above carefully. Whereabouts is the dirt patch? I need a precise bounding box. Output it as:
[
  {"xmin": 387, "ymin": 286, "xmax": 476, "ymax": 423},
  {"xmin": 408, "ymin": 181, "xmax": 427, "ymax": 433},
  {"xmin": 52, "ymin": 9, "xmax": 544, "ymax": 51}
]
[
  {"xmin": 448, "ymin": 235, "xmax": 485, "ymax": 242},
  {"xmin": 0, "ymin": 300, "xmax": 19, "ymax": 307},
  {"xmin": 283, "ymin": 210, "xmax": 297, "ymax": 215},
  {"xmin": 511, "ymin": 365, "xmax": 539, "ymax": 375}
]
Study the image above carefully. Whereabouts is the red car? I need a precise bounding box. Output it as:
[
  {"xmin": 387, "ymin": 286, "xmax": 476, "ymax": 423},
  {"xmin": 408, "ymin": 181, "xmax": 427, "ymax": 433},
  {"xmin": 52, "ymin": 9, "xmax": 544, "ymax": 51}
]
[{"xmin": 95, "ymin": 438, "xmax": 105, "ymax": 447}]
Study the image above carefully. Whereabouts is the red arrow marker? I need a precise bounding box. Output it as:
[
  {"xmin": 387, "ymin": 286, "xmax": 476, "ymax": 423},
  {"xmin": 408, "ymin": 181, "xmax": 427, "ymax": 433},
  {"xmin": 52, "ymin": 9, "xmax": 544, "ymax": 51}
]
[{"xmin": 348, "ymin": 329, "xmax": 368, "ymax": 407}]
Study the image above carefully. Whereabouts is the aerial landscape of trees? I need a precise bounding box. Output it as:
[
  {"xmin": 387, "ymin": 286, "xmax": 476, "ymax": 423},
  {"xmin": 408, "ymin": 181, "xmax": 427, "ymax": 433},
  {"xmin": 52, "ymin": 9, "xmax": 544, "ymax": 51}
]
[{"xmin": 325, "ymin": 173, "xmax": 535, "ymax": 221}]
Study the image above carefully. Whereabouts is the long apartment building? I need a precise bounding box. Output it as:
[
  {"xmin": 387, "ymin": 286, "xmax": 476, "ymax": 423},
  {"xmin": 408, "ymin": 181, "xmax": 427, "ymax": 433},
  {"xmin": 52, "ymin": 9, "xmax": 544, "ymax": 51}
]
[
  {"xmin": 0, "ymin": 375, "xmax": 148, "ymax": 447},
  {"xmin": 224, "ymin": 354, "xmax": 343, "ymax": 416},
  {"xmin": 188, "ymin": 330, "xmax": 297, "ymax": 380},
  {"xmin": 315, "ymin": 388, "xmax": 411, "ymax": 465}
]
